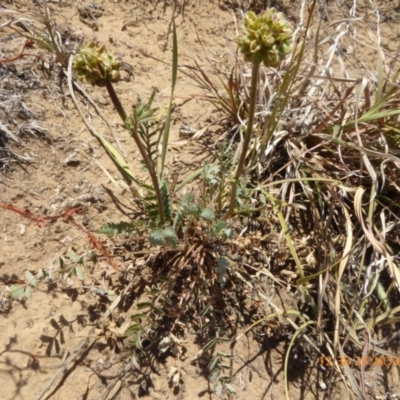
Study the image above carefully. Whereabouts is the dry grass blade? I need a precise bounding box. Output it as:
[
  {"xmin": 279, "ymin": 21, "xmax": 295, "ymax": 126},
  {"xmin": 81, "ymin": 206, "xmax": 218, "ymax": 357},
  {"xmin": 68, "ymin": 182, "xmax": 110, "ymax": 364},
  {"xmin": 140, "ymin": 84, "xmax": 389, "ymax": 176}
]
[
  {"xmin": 333, "ymin": 203, "xmax": 353, "ymax": 350},
  {"xmin": 232, "ymin": 1, "xmax": 400, "ymax": 396},
  {"xmin": 1, "ymin": 6, "xmax": 67, "ymax": 65},
  {"xmin": 354, "ymin": 187, "xmax": 400, "ymax": 291}
]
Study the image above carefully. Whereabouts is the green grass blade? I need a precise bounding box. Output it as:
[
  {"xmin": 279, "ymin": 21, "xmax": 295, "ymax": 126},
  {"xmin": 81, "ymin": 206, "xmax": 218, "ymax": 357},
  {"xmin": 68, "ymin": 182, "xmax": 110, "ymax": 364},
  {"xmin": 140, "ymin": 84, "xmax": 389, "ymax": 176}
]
[
  {"xmin": 160, "ymin": 17, "xmax": 178, "ymax": 177},
  {"xmin": 174, "ymin": 167, "xmax": 204, "ymax": 192}
]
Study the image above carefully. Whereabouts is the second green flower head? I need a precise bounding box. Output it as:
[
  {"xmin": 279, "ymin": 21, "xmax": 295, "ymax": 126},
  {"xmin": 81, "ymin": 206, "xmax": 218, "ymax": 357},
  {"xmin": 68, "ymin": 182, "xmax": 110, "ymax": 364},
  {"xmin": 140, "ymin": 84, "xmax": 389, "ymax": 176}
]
[{"xmin": 237, "ymin": 8, "xmax": 293, "ymax": 67}]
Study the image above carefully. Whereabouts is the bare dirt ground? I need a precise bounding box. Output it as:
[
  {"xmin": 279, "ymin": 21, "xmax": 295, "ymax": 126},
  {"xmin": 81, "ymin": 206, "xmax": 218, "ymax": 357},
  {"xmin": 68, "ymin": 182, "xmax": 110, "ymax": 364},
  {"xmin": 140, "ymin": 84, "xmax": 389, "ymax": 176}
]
[{"xmin": 2, "ymin": 1, "xmax": 400, "ymax": 399}]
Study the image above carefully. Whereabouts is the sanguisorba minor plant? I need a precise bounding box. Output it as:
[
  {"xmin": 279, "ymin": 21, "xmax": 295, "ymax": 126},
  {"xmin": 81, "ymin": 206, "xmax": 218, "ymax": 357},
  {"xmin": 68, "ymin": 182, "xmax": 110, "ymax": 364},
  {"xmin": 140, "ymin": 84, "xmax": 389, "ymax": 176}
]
[
  {"xmin": 71, "ymin": 23, "xmax": 229, "ymax": 249},
  {"xmin": 226, "ymin": 8, "xmax": 293, "ymax": 218},
  {"xmin": 73, "ymin": 41, "xmax": 170, "ymax": 226}
]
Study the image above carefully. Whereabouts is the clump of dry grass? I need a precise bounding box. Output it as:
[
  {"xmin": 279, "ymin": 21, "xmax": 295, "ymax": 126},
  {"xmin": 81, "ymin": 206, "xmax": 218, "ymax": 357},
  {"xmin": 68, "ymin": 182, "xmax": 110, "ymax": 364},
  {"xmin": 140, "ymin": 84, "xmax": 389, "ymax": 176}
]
[
  {"xmin": 0, "ymin": 2, "xmax": 68, "ymax": 171},
  {"xmin": 181, "ymin": 0, "xmax": 400, "ymax": 397},
  {"xmin": 211, "ymin": 1, "xmax": 400, "ymax": 398},
  {"xmin": 0, "ymin": 86, "xmax": 49, "ymax": 170}
]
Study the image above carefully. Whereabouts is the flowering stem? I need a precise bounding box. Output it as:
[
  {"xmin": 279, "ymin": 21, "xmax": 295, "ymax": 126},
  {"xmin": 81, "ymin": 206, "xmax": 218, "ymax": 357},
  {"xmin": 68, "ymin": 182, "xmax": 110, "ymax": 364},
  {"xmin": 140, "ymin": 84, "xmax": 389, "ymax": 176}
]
[
  {"xmin": 225, "ymin": 62, "xmax": 260, "ymax": 219},
  {"xmin": 105, "ymin": 81, "xmax": 127, "ymax": 122},
  {"xmin": 106, "ymin": 81, "xmax": 165, "ymax": 225}
]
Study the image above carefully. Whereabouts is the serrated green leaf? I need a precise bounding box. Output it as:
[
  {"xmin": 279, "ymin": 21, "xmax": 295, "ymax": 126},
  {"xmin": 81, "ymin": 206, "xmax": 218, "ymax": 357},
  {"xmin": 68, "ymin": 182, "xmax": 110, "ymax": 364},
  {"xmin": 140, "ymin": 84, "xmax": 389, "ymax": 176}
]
[
  {"xmin": 131, "ymin": 355, "xmax": 141, "ymax": 370},
  {"xmin": 118, "ymin": 221, "xmax": 145, "ymax": 234},
  {"xmin": 130, "ymin": 313, "xmax": 145, "ymax": 321},
  {"xmin": 97, "ymin": 220, "xmax": 142, "ymax": 237},
  {"xmin": 222, "ymin": 227, "xmax": 234, "ymax": 239},
  {"xmin": 10, "ymin": 285, "xmax": 25, "ymax": 300},
  {"xmin": 212, "ymin": 220, "xmax": 227, "ymax": 233},
  {"xmin": 24, "ymin": 286, "xmax": 32, "ymax": 299},
  {"xmin": 212, "ymin": 220, "xmax": 234, "ymax": 239},
  {"xmin": 24, "ymin": 270, "xmax": 34, "ymax": 282},
  {"xmin": 217, "ymin": 257, "xmax": 229, "ymax": 271},
  {"xmin": 137, "ymin": 302, "xmax": 153, "ymax": 310},
  {"xmin": 30, "ymin": 279, "xmax": 39, "ymax": 288},
  {"xmin": 187, "ymin": 204, "xmax": 202, "ymax": 216},
  {"xmin": 208, "ymin": 355, "xmax": 219, "ymax": 372},
  {"xmin": 149, "ymin": 230, "xmax": 164, "ymax": 245},
  {"xmin": 125, "ymin": 323, "xmax": 142, "ymax": 335},
  {"xmin": 151, "ymin": 305, "xmax": 165, "ymax": 315},
  {"xmin": 202, "ymin": 164, "xmax": 220, "ymax": 185},
  {"xmin": 160, "ymin": 293, "xmax": 173, "ymax": 306},
  {"xmin": 210, "ymin": 368, "xmax": 220, "ymax": 383},
  {"xmin": 150, "ymin": 228, "xmax": 178, "ymax": 247},
  {"xmin": 25, "ymin": 271, "xmax": 38, "ymax": 287},
  {"xmin": 67, "ymin": 249, "xmax": 81, "ymax": 263},
  {"xmin": 135, "ymin": 330, "xmax": 143, "ymax": 350},
  {"xmin": 217, "ymin": 365, "xmax": 232, "ymax": 370},
  {"xmin": 215, "ymin": 380, "xmax": 223, "ymax": 397},
  {"xmin": 97, "ymin": 222, "xmax": 126, "ymax": 237},
  {"xmin": 173, "ymin": 193, "xmax": 201, "ymax": 230},
  {"xmin": 146, "ymin": 316, "xmax": 158, "ymax": 329},
  {"xmin": 225, "ymin": 383, "xmax": 236, "ymax": 394},
  {"xmin": 217, "ymin": 352, "xmax": 234, "ymax": 358},
  {"xmin": 203, "ymin": 338, "xmax": 217, "ymax": 352},
  {"xmin": 200, "ymin": 208, "xmax": 215, "ymax": 221},
  {"xmin": 75, "ymin": 266, "xmax": 84, "ymax": 281}
]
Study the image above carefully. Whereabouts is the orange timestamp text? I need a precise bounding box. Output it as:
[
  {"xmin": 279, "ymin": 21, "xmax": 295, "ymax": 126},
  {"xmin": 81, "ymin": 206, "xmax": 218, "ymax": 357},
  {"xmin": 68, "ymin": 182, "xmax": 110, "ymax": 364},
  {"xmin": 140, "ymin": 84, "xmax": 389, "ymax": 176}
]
[{"xmin": 319, "ymin": 355, "xmax": 400, "ymax": 368}]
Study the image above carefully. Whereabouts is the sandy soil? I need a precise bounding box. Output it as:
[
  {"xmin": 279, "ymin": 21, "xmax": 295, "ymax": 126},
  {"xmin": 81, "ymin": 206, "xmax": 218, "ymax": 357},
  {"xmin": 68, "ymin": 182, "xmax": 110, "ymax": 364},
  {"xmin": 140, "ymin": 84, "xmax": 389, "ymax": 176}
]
[{"xmin": 1, "ymin": 1, "xmax": 400, "ymax": 399}]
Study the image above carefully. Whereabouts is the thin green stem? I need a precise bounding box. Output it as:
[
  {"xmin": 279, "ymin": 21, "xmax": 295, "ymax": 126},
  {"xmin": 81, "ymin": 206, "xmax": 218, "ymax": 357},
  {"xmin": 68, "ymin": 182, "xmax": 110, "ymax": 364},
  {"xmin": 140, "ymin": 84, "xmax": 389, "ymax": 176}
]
[
  {"xmin": 225, "ymin": 62, "xmax": 260, "ymax": 219},
  {"xmin": 105, "ymin": 81, "xmax": 165, "ymax": 225}
]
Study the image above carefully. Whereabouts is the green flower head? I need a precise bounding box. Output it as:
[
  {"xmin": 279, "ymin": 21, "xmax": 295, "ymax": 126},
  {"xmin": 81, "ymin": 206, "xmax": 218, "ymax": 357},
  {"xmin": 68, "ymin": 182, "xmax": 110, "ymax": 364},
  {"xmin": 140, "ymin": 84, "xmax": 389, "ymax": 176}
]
[
  {"xmin": 237, "ymin": 8, "xmax": 293, "ymax": 67},
  {"xmin": 73, "ymin": 42, "xmax": 121, "ymax": 86}
]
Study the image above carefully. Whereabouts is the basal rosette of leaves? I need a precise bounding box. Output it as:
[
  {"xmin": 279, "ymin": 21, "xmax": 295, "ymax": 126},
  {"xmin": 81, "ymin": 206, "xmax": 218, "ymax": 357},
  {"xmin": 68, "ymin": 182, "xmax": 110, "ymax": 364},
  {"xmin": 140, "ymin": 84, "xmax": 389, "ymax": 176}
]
[
  {"xmin": 237, "ymin": 8, "xmax": 293, "ymax": 67},
  {"xmin": 73, "ymin": 42, "xmax": 121, "ymax": 85}
]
